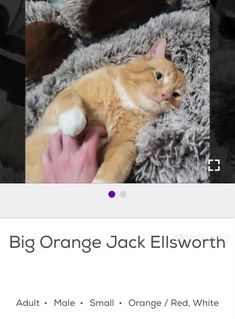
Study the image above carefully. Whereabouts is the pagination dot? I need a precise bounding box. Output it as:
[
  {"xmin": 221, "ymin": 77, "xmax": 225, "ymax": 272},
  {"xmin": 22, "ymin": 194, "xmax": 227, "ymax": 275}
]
[
  {"xmin": 108, "ymin": 191, "xmax": 116, "ymax": 198},
  {"xmin": 120, "ymin": 191, "xmax": 127, "ymax": 198}
]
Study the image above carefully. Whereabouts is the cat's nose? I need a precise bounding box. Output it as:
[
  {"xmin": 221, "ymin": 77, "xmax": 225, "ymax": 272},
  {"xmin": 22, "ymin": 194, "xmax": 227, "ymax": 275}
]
[{"xmin": 160, "ymin": 92, "xmax": 170, "ymax": 101}]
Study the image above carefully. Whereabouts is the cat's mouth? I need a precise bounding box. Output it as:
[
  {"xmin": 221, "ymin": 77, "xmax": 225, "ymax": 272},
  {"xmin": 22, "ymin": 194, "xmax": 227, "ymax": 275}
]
[
  {"xmin": 140, "ymin": 95, "xmax": 169, "ymax": 115},
  {"xmin": 150, "ymin": 98, "xmax": 165, "ymax": 114},
  {"xmin": 152, "ymin": 98, "xmax": 176, "ymax": 114}
]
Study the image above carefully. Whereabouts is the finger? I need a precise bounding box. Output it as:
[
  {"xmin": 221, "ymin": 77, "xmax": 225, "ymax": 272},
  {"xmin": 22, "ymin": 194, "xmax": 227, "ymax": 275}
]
[
  {"xmin": 41, "ymin": 142, "xmax": 55, "ymax": 182},
  {"xmin": 80, "ymin": 126, "xmax": 107, "ymax": 158},
  {"xmin": 62, "ymin": 134, "xmax": 80, "ymax": 153},
  {"xmin": 48, "ymin": 131, "xmax": 63, "ymax": 162}
]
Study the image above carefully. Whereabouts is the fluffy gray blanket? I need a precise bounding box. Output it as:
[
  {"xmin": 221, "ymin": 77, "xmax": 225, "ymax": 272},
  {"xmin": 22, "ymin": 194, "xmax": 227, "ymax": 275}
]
[{"xmin": 26, "ymin": 0, "xmax": 210, "ymax": 183}]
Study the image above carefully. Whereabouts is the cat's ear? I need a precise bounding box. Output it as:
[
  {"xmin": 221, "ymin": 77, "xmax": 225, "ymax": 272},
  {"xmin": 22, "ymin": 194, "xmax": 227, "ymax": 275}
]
[{"xmin": 146, "ymin": 38, "xmax": 166, "ymax": 59}]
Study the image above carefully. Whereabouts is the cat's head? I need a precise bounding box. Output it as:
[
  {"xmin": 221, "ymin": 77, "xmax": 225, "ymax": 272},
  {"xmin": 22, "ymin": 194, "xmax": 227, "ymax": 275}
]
[{"xmin": 124, "ymin": 38, "xmax": 186, "ymax": 115}]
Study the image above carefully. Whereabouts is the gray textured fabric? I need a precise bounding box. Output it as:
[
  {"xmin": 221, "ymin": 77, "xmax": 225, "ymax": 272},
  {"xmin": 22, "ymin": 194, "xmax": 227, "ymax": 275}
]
[
  {"xmin": 26, "ymin": 1, "xmax": 58, "ymax": 24},
  {"xmin": 181, "ymin": 0, "xmax": 209, "ymax": 11},
  {"xmin": 57, "ymin": 0, "xmax": 179, "ymax": 38},
  {"xmin": 26, "ymin": 0, "xmax": 210, "ymax": 183}
]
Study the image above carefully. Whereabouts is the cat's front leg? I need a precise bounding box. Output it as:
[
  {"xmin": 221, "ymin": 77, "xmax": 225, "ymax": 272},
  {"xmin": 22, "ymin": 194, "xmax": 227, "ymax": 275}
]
[
  {"xmin": 93, "ymin": 141, "xmax": 137, "ymax": 183},
  {"xmin": 44, "ymin": 88, "xmax": 87, "ymax": 137}
]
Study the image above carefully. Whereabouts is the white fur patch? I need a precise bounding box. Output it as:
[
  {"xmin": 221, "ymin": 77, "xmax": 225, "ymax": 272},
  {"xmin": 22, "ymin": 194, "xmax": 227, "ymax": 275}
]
[
  {"xmin": 137, "ymin": 92, "xmax": 161, "ymax": 114},
  {"xmin": 113, "ymin": 79, "xmax": 136, "ymax": 109},
  {"xmin": 58, "ymin": 108, "xmax": 86, "ymax": 136},
  {"xmin": 163, "ymin": 74, "xmax": 170, "ymax": 85}
]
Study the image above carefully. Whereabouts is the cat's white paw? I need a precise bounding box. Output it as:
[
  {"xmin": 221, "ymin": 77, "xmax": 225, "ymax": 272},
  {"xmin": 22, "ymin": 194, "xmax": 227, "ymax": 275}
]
[{"xmin": 58, "ymin": 108, "xmax": 86, "ymax": 136}]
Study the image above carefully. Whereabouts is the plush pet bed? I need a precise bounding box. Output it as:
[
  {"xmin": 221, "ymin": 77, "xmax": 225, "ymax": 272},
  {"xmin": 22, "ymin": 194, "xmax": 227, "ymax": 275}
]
[{"xmin": 26, "ymin": 0, "xmax": 210, "ymax": 183}]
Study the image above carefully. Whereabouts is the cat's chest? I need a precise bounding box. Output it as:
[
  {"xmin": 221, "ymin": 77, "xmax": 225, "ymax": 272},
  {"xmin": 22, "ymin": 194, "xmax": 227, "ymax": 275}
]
[{"xmin": 112, "ymin": 79, "xmax": 138, "ymax": 109}]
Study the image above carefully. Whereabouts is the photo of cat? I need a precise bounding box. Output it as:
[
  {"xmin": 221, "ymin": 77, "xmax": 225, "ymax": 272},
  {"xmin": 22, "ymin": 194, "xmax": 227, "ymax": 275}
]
[
  {"xmin": 26, "ymin": 39, "xmax": 186, "ymax": 182},
  {"xmin": 25, "ymin": 0, "xmax": 209, "ymax": 183}
]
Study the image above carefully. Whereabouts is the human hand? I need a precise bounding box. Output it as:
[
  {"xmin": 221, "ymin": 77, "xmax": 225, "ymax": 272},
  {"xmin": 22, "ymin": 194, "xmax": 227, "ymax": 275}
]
[{"xmin": 41, "ymin": 126, "xmax": 107, "ymax": 183}]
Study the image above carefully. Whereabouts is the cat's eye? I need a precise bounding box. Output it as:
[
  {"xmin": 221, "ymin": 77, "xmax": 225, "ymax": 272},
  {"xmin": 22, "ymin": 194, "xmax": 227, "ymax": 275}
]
[
  {"xmin": 173, "ymin": 92, "xmax": 180, "ymax": 98},
  {"xmin": 156, "ymin": 72, "xmax": 163, "ymax": 80}
]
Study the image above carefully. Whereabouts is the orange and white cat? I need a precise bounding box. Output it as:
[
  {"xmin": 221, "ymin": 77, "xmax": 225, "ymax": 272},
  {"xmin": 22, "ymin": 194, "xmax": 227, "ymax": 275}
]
[{"xmin": 26, "ymin": 38, "xmax": 186, "ymax": 183}]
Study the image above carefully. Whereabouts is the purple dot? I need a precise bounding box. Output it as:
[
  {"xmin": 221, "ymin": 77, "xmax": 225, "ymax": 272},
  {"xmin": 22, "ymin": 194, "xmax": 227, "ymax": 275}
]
[{"xmin": 108, "ymin": 191, "xmax": 116, "ymax": 198}]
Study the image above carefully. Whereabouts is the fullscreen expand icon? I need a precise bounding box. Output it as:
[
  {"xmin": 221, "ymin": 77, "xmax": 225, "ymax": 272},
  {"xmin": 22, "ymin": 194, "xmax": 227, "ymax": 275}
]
[{"xmin": 208, "ymin": 159, "xmax": 221, "ymax": 172}]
